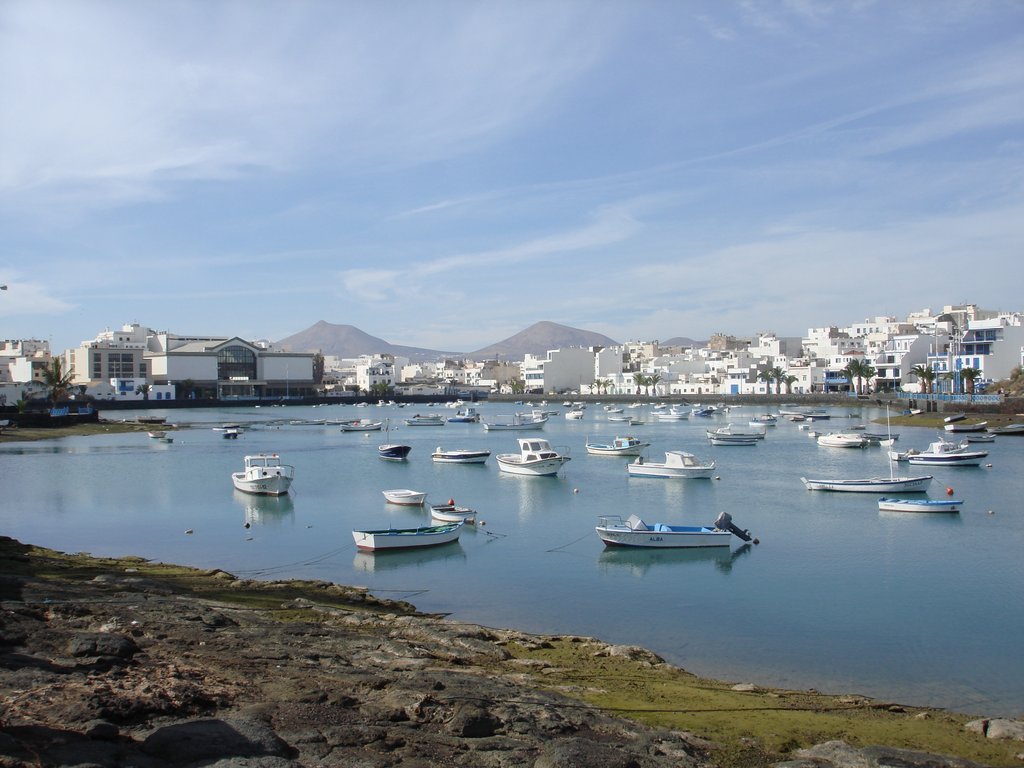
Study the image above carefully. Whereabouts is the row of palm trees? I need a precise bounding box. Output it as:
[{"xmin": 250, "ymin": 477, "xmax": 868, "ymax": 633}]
[{"xmin": 909, "ymin": 363, "xmax": 983, "ymax": 397}]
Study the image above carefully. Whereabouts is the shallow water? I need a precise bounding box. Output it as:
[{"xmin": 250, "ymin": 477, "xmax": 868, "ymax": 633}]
[{"xmin": 2, "ymin": 402, "xmax": 1021, "ymax": 716}]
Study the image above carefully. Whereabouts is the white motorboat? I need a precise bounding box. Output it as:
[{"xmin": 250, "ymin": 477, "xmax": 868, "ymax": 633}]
[
  {"xmin": 564, "ymin": 408, "xmax": 585, "ymax": 420},
  {"xmin": 483, "ymin": 412, "xmax": 548, "ymax": 431},
  {"xmin": 877, "ymin": 497, "xmax": 963, "ymax": 513},
  {"xmin": 748, "ymin": 414, "xmax": 777, "ymax": 427},
  {"xmin": 378, "ymin": 419, "xmax": 412, "ymax": 461},
  {"xmin": 656, "ymin": 407, "xmax": 689, "ymax": 421},
  {"xmin": 906, "ymin": 438, "xmax": 988, "ymax": 467},
  {"xmin": 352, "ymin": 522, "xmax": 463, "ymax": 552},
  {"xmin": 595, "ymin": 512, "xmax": 753, "ymax": 548},
  {"xmin": 626, "ymin": 450, "xmax": 715, "ymax": 479},
  {"xmin": 966, "ymin": 432, "xmax": 996, "ymax": 443},
  {"xmin": 231, "ymin": 453, "xmax": 295, "ymax": 496},
  {"xmin": 381, "ymin": 488, "xmax": 427, "ymax": 505},
  {"xmin": 430, "ymin": 447, "xmax": 491, "ymax": 464},
  {"xmin": 801, "ymin": 475, "xmax": 932, "ymax": 493},
  {"xmin": 816, "ymin": 432, "xmax": 868, "ymax": 448},
  {"xmin": 585, "ymin": 435, "xmax": 650, "ymax": 456},
  {"xmin": 989, "ymin": 423, "xmax": 1024, "ymax": 435},
  {"xmin": 495, "ymin": 438, "xmax": 571, "ymax": 476}
]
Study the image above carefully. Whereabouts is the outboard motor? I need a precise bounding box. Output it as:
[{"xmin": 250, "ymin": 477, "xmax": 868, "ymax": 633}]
[{"xmin": 713, "ymin": 511, "xmax": 755, "ymax": 543}]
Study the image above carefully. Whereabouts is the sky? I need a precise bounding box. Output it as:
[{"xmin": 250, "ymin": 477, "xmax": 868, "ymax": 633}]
[{"xmin": 2, "ymin": 1, "xmax": 1023, "ymax": 355}]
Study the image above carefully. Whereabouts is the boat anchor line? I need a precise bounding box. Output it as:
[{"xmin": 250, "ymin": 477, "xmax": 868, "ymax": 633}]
[{"xmin": 546, "ymin": 532, "xmax": 593, "ymax": 552}]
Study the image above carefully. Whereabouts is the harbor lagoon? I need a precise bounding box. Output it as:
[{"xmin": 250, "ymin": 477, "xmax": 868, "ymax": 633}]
[{"xmin": 2, "ymin": 401, "xmax": 1022, "ymax": 717}]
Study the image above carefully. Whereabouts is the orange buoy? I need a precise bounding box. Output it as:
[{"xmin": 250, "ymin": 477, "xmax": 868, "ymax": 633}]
[
  {"xmin": 946, "ymin": 487, "xmax": 954, "ymax": 496},
  {"xmin": 447, "ymin": 498, "xmax": 455, "ymax": 506}
]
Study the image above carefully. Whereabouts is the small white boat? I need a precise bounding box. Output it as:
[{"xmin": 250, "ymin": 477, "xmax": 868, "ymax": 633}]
[
  {"xmin": 483, "ymin": 412, "xmax": 548, "ymax": 431},
  {"xmin": 627, "ymin": 450, "xmax": 715, "ymax": 479},
  {"xmin": 495, "ymin": 438, "xmax": 570, "ymax": 476},
  {"xmin": 878, "ymin": 497, "xmax": 963, "ymax": 513},
  {"xmin": 907, "ymin": 438, "xmax": 988, "ymax": 467},
  {"xmin": 564, "ymin": 408, "xmax": 585, "ymax": 420},
  {"xmin": 656, "ymin": 407, "xmax": 689, "ymax": 421},
  {"xmin": 147, "ymin": 430, "xmax": 166, "ymax": 439},
  {"xmin": 604, "ymin": 405, "xmax": 624, "ymax": 414},
  {"xmin": 340, "ymin": 419, "xmax": 383, "ymax": 432},
  {"xmin": 595, "ymin": 512, "xmax": 753, "ymax": 549},
  {"xmin": 404, "ymin": 413, "xmax": 445, "ymax": 426},
  {"xmin": 748, "ymin": 414, "xmax": 777, "ymax": 427},
  {"xmin": 801, "ymin": 475, "xmax": 932, "ymax": 493},
  {"xmin": 430, "ymin": 501, "xmax": 476, "ymax": 524},
  {"xmin": 966, "ymin": 433, "xmax": 996, "ymax": 443},
  {"xmin": 431, "ymin": 447, "xmax": 491, "ymax": 464},
  {"xmin": 944, "ymin": 421, "xmax": 988, "ymax": 433},
  {"xmin": 585, "ymin": 435, "xmax": 650, "ymax": 456},
  {"xmin": 709, "ymin": 433, "xmax": 759, "ymax": 446},
  {"xmin": 352, "ymin": 522, "xmax": 463, "ymax": 552},
  {"xmin": 382, "ymin": 488, "xmax": 427, "ymax": 505},
  {"xmin": 221, "ymin": 427, "xmax": 241, "ymax": 439},
  {"xmin": 943, "ymin": 413, "xmax": 966, "ymax": 423},
  {"xmin": 817, "ymin": 432, "xmax": 868, "ymax": 448},
  {"xmin": 231, "ymin": 454, "xmax": 295, "ymax": 496}
]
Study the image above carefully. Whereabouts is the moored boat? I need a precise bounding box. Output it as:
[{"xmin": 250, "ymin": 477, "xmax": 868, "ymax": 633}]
[
  {"xmin": 231, "ymin": 453, "xmax": 295, "ymax": 496},
  {"xmin": 944, "ymin": 421, "xmax": 988, "ymax": 433},
  {"xmin": 430, "ymin": 447, "xmax": 491, "ymax": 464},
  {"xmin": 352, "ymin": 522, "xmax": 463, "ymax": 552},
  {"xmin": 430, "ymin": 501, "xmax": 477, "ymax": 523},
  {"xmin": 495, "ymin": 438, "xmax": 570, "ymax": 476},
  {"xmin": 988, "ymin": 423, "xmax": 1024, "ymax": 435},
  {"xmin": 816, "ymin": 432, "xmax": 868, "ymax": 448},
  {"xmin": 405, "ymin": 413, "xmax": 445, "ymax": 426},
  {"xmin": 483, "ymin": 412, "xmax": 548, "ymax": 431},
  {"xmin": 595, "ymin": 512, "xmax": 753, "ymax": 548},
  {"xmin": 801, "ymin": 475, "xmax": 932, "ymax": 493},
  {"xmin": 626, "ymin": 450, "xmax": 715, "ymax": 479},
  {"xmin": 585, "ymin": 435, "xmax": 650, "ymax": 456},
  {"xmin": 382, "ymin": 488, "xmax": 427, "ymax": 505},
  {"xmin": 378, "ymin": 419, "xmax": 411, "ymax": 461},
  {"xmin": 906, "ymin": 438, "xmax": 988, "ymax": 467},
  {"xmin": 877, "ymin": 496, "xmax": 963, "ymax": 513},
  {"xmin": 340, "ymin": 419, "xmax": 383, "ymax": 432},
  {"xmin": 446, "ymin": 407, "xmax": 481, "ymax": 423}
]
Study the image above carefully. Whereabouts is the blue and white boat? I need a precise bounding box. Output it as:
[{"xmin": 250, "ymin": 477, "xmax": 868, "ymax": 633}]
[
  {"xmin": 878, "ymin": 497, "xmax": 963, "ymax": 513},
  {"xmin": 627, "ymin": 450, "xmax": 715, "ymax": 479},
  {"xmin": 906, "ymin": 438, "xmax": 988, "ymax": 467},
  {"xmin": 585, "ymin": 435, "xmax": 650, "ymax": 456},
  {"xmin": 595, "ymin": 512, "xmax": 752, "ymax": 548}
]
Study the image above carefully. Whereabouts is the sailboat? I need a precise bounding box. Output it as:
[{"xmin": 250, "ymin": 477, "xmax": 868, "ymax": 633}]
[
  {"xmin": 801, "ymin": 406, "xmax": 933, "ymax": 492},
  {"xmin": 378, "ymin": 419, "xmax": 412, "ymax": 461}
]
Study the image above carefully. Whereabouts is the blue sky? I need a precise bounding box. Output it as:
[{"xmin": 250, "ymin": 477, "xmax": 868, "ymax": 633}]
[{"xmin": 2, "ymin": 1, "xmax": 1023, "ymax": 355}]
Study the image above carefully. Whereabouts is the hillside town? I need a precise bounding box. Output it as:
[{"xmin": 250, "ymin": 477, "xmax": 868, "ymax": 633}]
[{"xmin": 2, "ymin": 303, "xmax": 1022, "ymax": 407}]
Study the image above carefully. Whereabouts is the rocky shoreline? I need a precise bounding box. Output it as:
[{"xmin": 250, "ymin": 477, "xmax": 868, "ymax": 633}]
[{"xmin": 1, "ymin": 537, "xmax": 1021, "ymax": 767}]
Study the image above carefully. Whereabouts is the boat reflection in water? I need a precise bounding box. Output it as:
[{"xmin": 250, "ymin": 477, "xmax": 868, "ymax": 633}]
[
  {"xmin": 353, "ymin": 544, "xmax": 466, "ymax": 574},
  {"xmin": 234, "ymin": 490, "xmax": 295, "ymax": 528},
  {"xmin": 597, "ymin": 542, "xmax": 753, "ymax": 577}
]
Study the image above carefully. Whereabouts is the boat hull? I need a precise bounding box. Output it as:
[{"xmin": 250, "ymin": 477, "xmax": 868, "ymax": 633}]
[
  {"xmin": 431, "ymin": 450, "xmax": 491, "ymax": 464},
  {"xmin": 352, "ymin": 523, "xmax": 462, "ymax": 551},
  {"xmin": 907, "ymin": 455, "xmax": 986, "ymax": 466},
  {"xmin": 596, "ymin": 524, "xmax": 732, "ymax": 548},
  {"xmin": 231, "ymin": 474, "xmax": 292, "ymax": 496},
  {"xmin": 626, "ymin": 464, "xmax": 714, "ymax": 479},
  {"xmin": 430, "ymin": 504, "xmax": 476, "ymax": 523},
  {"xmin": 496, "ymin": 456, "xmax": 570, "ymax": 476},
  {"xmin": 378, "ymin": 444, "xmax": 412, "ymax": 461},
  {"xmin": 801, "ymin": 476, "xmax": 933, "ymax": 493},
  {"xmin": 382, "ymin": 489, "xmax": 427, "ymax": 505},
  {"xmin": 878, "ymin": 497, "xmax": 963, "ymax": 513}
]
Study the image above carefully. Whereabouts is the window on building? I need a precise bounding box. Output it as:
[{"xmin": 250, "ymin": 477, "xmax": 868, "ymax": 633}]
[{"xmin": 217, "ymin": 345, "xmax": 256, "ymax": 381}]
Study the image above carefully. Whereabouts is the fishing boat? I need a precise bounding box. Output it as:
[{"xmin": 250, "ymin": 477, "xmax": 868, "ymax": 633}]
[
  {"xmin": 877, "ymin": 497, "xmax": 963, "ymax": 513},
  {"xmin": 404, "ymin": 413, "xmax": 445, "ymax": 426},
  {"xmin": 378, "ymin": 420, "xmax": 412, "ymax": 461},
  {"xmin": 656, "ymin": 407, "xmax": 689, "ymax": 421},
  {"xmin": 944, "ymin": 420, "xmax": 988, "ymax": 433},
  {"xmin": 585, "ymin": 435, "xmax": 650, "ymax": 456},
  {"xmin": 231, "ymin": 453, "xmax": 295, "ymax": 496},
  {"xmin": 564, "ymin": 408, "xmax": 585, "ymax": 420},
  {"xmin": 801, "ymin": 475, "xmax": 932, "ymax": 493},
  {"xmin": 495, "ymin": 438, "xmax": 571, "ymax": 476},
  {"xmin": 748, "ymin": 414, "xmax": 777, "ymax": 427},
  {"xmin": 966, "ymin": 432, "xmax": 996, "ymax": 443},
  {"xmin": 446, "ymin": 407, "xmax": 481, "ymax": 423},
  {"xmin": 988, "ymin": 423, "xmax": 1024, "ymax": 435},
  {"xmin": 906, "ymin": 438, "xmax": 988, "ymax": 467},
  {"xmin": 816, "ymin": 432, "xmax": 868, "ymax": 448},
  {"xmin": 626, "ymin": 450, "xmax": 715, "ymax": 479},
  {"xmin": 340, "ymin": 419, "xmax": 383, "ymax": 432},
  {"xmin": 595, "ymin": 512, "xmax": 753, "ymax": 549},
  {"xmin": 706, "ymin": 424, "xmax": 765, "ymax": 441},
  {"xmin": 147, "ymin": 430, "xmax": 166, "ymax": 439},
  {"xmin": 352, "ymin": 522, "xmax": 463, "ymax": 552},
  {"xmin": 381, "ymin": 488, "xmax": 427, "ymax": 505},
  {"xmin": 708, "ymin": 431, "xmax": 759, "ymax": 446},
  {"xmin": 430, "ymin": 501, "xmax": 477, "ymax": 524},
  {"xmin": 482, "ymin": 412, "xmax": 548, "ymax": 431},
  {"xmin": 430, "ymin": 447, "xmax": 491, "ymax": 464}
]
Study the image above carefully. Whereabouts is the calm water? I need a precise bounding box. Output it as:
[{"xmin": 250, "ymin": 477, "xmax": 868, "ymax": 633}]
[{"xmin": 2, "ymin": 402, "xmax": 1022, "ymax": 717}]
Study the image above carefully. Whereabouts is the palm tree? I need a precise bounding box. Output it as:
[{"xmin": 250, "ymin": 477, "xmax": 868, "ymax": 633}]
[
  {"xmin": 648, "ymin": 374, "xmax": 661, "ymax": 396},
  {"xmin": 40, "ymin": 358, "xmax": 74, "ymax": 406},
  {"xmin": 783, "ymin": 374, "xmax": 798, "ymax": 394},
  {"xmin": 910, "ymin": 364, "xmax": 936, "ymax": 396},
  {"xmin": 842, "ymin": 360, "xmax": 864, "ymax": 395},
  {"xmin": 958, "ymin": 367, "xmax": 981, "ymax": 400},
  {"xmin": 756, "ymin": 368, "xmax": 775, "ymax": 394},
  {"xmin": 509, "ymin": 379, "xmax": 526, "ymax": 395},
  {"xmin": 179, "ymin": 378, "xmax": 195, "ymax": 400},
  {"xmin": 632, "ymin": 372, "xmax": 646, "ymax": 395},
  {"xmin": 135, "ymin": 383, "xmax": 151, "ymax": 400},
  {"xmin": 859, "ymin": 363, "xmax": 876, "ymax": 395},
  {"xmin": 770, "ymin": 366, "xmax": 785, "ymax": 395}
]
